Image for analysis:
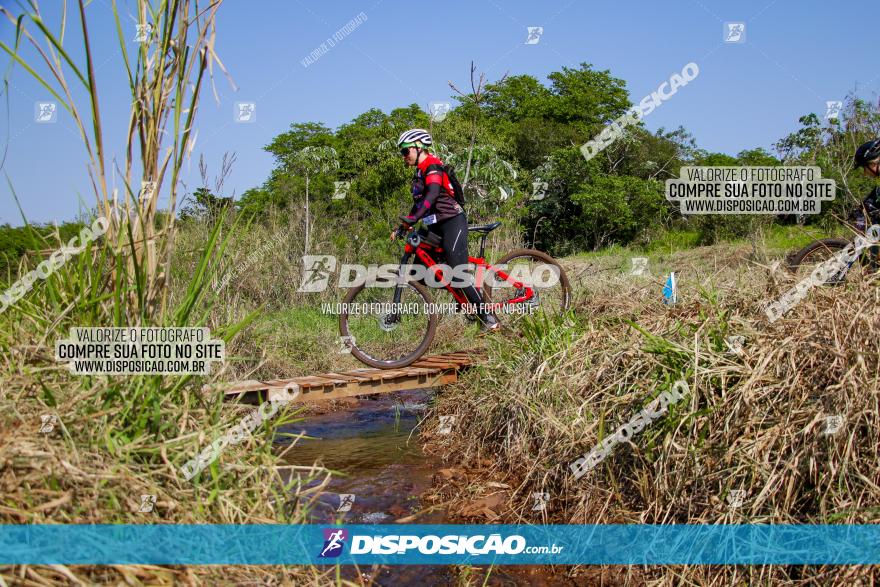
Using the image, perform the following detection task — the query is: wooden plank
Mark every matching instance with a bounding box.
[447,358,476,366]
[204,378,301,395]
[288,372,459,403]
[412,359,452,368]
[376,370,414,381]
[301,375,351,386]
[344,371,394,382]
[216,364,466,396]
[266,386,304,403]
[399,366,441,376]
[418,361,455,370]
[248,378,296,390]
[323,371,371,382]
[209,350,478,404]
[295,375,342,386]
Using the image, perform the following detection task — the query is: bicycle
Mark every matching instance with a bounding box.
[338,221,571,369]
[786,217,880,283]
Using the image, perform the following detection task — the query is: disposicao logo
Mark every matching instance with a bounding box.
[319,528,348,558]
[349,533,527,555]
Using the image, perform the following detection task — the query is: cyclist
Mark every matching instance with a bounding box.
[851,139,880,229]
[390,128,500,333]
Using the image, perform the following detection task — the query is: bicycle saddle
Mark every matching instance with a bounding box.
[468,221,502,234]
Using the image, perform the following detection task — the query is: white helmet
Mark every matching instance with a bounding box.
[396,128,433,148]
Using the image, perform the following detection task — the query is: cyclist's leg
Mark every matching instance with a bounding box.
[426,225,465,315]
[435,214,495,325]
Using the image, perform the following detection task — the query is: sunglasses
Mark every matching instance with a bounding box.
[400,147,412,156]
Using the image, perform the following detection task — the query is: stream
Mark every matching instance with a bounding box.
[275,389,567,586]
[277,388,441,525]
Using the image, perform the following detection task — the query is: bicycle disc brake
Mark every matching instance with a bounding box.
[516,286,540,308]
[378,312,400,332]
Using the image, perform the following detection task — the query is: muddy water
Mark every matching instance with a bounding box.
[276,388,442,525]
[274,389,566,586]
[275,389,455,585]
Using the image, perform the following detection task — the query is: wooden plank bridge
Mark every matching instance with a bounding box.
[203,351,480,404]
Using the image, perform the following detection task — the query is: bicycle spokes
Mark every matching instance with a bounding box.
[484,251,570,328]
[340,281,436,367]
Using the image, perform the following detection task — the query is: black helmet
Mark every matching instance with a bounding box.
[854,139,880,169]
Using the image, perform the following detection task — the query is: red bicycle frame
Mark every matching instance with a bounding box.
[401,232,535,311]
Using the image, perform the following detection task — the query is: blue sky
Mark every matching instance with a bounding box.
[0,0,877,225]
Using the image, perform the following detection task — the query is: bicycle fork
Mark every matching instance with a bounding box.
[386,249,419,326]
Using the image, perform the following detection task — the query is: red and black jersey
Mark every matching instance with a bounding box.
[402,154,463,226]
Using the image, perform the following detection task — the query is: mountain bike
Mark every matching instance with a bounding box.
[338,221,571,369]
[786,220,880,283]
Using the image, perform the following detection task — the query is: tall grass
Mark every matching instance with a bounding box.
[1,0,232,316]
[428,242,880,585]
[0,2,337,584]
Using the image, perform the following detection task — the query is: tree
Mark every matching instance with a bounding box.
[546,63,631,128]
[736,147,779,166]
[481,65,633,170]
[601,126,699,180]
[287,146,339,254]
[179,187,233,222]
[524,147,602,253]
[437,143,518,220]
[265,122,335,162]
[482,75,552,121]
[774,97,880,221]
[571,175,666,250]
[449,62,507,187]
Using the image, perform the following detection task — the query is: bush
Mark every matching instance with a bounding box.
[571,175,668,250]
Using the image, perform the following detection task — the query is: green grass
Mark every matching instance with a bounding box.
[755,223,837,251]
[562,224,840,266]
[561,229,704,263]
[245,306,342,376]
[641,229,702,254]
[256,306,339,336]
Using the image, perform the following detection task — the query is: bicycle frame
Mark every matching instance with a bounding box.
[846,244,880,273]
[390,229,535,312]
[812,238,880,280]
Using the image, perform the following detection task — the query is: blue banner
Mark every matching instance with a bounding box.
[1,524,878,565]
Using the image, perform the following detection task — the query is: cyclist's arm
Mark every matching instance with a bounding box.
[864,187,880,217]
[401,176,442,224]
[404,201,419,222]
[852,188,880,229]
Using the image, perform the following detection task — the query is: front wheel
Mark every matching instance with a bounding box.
[483,249,571,329]
[786,238,854,283]
[339,280,438,369]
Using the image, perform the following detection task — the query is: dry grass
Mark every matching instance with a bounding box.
[0,322,351,585]
[0,215,351,585]
[426,242,880,585]
[13,204,863,584]
[0,211,512,584]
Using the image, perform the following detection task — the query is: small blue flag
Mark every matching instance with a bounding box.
[663,271,677,305]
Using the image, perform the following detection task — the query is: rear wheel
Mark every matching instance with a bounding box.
[483,249,571,330]
[339,280,438,369]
